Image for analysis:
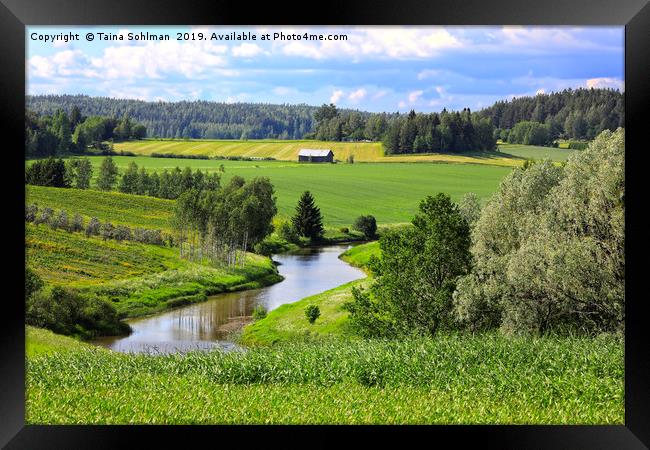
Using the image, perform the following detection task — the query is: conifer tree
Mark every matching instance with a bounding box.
[292,191,324,240]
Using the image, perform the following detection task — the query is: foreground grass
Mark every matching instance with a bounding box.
[26,334,624,424]
[55,157,511,226]
[26,223,281,318]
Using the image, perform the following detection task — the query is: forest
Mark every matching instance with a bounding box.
[26,88,623,153]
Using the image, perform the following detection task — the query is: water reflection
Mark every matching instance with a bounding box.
[92,245,365,353]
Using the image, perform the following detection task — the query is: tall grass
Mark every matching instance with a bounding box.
[27,334,623,424]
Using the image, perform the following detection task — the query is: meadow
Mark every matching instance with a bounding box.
[26,222,281,317]
[26,332,624,424]
[26,185,175,231]
[51,156,512,226]
[113,138,576,166]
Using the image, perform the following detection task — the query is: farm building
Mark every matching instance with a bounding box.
[298,149,334,163]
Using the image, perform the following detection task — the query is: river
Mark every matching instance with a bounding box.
[91,244,365,354]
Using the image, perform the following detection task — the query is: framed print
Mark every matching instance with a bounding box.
[1,0,648,447]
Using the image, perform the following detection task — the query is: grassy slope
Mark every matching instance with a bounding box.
[62,157,511,226]
[26,326,97,357]
[26,185,175,231]
[26,222,280,318]
[241,241,380,346]
[26,334,623,424]
[115,139,575,165]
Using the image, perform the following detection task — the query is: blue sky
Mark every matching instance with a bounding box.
[26,26,624,113]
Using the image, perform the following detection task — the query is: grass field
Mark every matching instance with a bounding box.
[26,333,623,424]
[27,185,175,231]
[340,241,381,271]
[26,326,97,358]
[497,143,577,161]
[51,156,512,226]
[113,138,576,166]
[26,222,281,317]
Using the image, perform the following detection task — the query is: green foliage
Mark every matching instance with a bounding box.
[97,156,119,191]
[345,194,471,337]
[25,267,44,301]
[25,157,70,188]
[25,285,130,339]
[458,192,481,228]
[454,129,625,335]
[292,191,324,241]
[252,304,268,321]
[305,305,321,324]
[352,215,377,239]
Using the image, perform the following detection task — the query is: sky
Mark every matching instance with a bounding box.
[26,26,624,113]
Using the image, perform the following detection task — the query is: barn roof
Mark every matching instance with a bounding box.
[298,149,333,157]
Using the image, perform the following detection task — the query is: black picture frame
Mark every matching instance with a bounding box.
[2,0,648,447]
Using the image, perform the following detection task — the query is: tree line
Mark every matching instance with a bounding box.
[480,87,623,142]
[27,88,622,151]
[345,128,624,337]
[25,156,225,201]
[26,106,146,158]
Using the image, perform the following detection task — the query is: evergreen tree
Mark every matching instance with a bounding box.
[292,191,324,240]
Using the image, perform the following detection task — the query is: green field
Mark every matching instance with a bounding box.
[49,156,512,226]
[27,185,175,231]
[497,143,577,161]
[26,333,623,424]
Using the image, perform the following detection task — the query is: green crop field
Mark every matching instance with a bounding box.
[27,185,175,231]
[47,156,513,226]
[113,138,574,166]
[497,143,577,161]
[26,333,623,424]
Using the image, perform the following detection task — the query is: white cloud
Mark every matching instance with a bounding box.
[586,77,623,90]
[398,100,407,109]
[408,90,424,103]
[276,27,461,61]
[330,89,344,103]
[348,88,367,102]
[232,43,264,58]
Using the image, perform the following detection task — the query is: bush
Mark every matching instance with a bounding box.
[277,219,300,244]
[305,305,321,324]
[339,227,349,234]
[26,284,130,339]
[252,304,267,321]
[25,204,38,222]
[352,215,377,239]
[86,217,101,237]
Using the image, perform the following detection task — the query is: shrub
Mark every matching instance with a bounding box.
[113,225,132,242]
[252,304,267,321]
[277,220,300,244]
[352,215,377,239]
[25,204,39,222]
[100,222,114,241]
[305,305,321,324]
[71,213,84,232]
[86,217,101,237]
[35,207,53,226]
[339,227,349,234]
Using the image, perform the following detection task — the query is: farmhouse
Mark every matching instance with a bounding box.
[298,149,334,163]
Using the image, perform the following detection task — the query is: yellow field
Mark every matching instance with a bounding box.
[115,139,530,167]
[115,139,384,162]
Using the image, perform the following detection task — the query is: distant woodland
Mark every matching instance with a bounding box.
[26,88,623,157]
